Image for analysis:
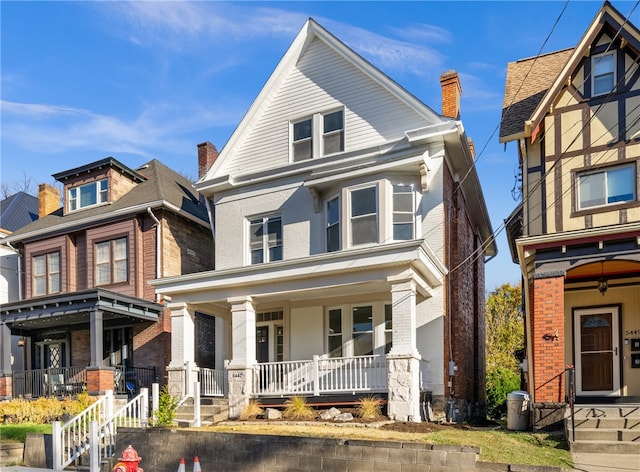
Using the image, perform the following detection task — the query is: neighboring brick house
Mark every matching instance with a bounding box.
[152,19,496,422]
[0,158,213,398]
[501,1,640,424]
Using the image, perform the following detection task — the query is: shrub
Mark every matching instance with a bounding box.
[239,400,264,421]
[283,396,315,420]
[0,394,96,424]
[486,367,521,419]
[355,395,383,419]
[152,385,179,427]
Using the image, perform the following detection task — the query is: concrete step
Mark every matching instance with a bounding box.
[570,427,640,442]
[570,440,640,455]
[571,406,640,419]
[572,417,640,430]
[175,399,229,426]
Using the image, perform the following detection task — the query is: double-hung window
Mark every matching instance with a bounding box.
[249,215,283,264]
[95,237,128,285]
[326,197,340,252]
[577,163,635,210]
[592,52,615,96]
[352,305,373,356]
[69,179,108,211]
[292,119,313,162]
[32,252,60,296]
[350,186,378,245]
[393,184,414,240]
[323,110,344,155]
[327,308,343,358]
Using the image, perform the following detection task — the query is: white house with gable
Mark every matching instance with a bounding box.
[152,18,496,422]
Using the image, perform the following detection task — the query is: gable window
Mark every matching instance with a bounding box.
[326,196,340,252]
[323,110,344,155]
[577,163,635,210]
[350,186,378,245]
[393,184,415,240]
[292,118,312,162]
[249,215,282,264]
[592,52,615,96]
[33,251,60,296]
[95,237,128,285]
[69,179,108,211]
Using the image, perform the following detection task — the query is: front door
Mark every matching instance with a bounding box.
[574,306,620,396]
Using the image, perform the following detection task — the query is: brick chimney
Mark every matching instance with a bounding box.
[38,183,60,217]
[440,70,462,119]
[198,142,219,179]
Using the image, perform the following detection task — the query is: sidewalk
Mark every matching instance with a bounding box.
[571,453,640,472]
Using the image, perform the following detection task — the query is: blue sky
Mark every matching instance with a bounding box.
[2,1,639,292]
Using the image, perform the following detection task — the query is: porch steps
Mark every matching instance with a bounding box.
[566,405,640,454]
[175,397,229,427]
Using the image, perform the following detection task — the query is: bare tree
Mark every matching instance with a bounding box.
[1,172,35,199]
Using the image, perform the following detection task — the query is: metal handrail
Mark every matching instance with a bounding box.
[565,365,576,442]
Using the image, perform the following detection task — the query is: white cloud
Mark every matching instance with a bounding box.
[388,23,452,44]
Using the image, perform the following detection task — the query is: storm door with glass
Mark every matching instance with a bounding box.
[574,306,620,396]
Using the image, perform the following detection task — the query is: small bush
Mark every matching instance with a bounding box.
[0,393,96,424]
[486,367,521,419]
[355,395,383,419]
[239,400,264,421]
[152,385,179,427]
[283,396,315,420]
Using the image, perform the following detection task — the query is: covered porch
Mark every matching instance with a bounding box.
[0,289,163,399]
[153,240,445,421]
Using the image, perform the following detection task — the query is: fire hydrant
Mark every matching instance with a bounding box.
[113,445,144,472]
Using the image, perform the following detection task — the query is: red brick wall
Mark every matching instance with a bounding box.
[443,166,487,410]
[530,274,565,402]
[86,367,114,394]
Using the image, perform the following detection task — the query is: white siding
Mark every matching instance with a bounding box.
[416,287,445,396]
[289,306,324,360]
[218,38,433,176]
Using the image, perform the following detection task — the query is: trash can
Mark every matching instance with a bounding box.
[506,390,530,431]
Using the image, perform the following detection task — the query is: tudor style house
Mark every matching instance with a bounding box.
[152,19,496,422]
[0,158,213,399]
[501,1,640,424]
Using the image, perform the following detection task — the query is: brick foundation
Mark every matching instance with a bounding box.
[0,374,12,399]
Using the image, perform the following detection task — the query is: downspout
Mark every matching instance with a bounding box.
[5,241,22,302]
[147,208,162,301]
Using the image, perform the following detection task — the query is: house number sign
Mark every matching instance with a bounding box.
[232,372,244,379]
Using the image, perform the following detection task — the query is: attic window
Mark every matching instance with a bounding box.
[292,118,313,161]
[291,109,345,162]
[323,110,344,155]
[592,52,615,97]
[69,179,108,211]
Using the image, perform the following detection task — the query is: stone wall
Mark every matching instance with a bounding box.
[115,428,563,472]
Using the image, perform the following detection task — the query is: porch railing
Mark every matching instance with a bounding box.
[199,367,225,397]
[113,366,156,396]
[253,355,387,397]
[12,367,86,398]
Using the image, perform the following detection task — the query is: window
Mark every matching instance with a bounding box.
[95,237,128,285]
[592,52,615,96]
[323,110,344,155]
[291,110,345,161]
[350,186,378,245]
[577,164,635,209]
[249,215,282,264]
[327,308,343,358]
[69,179,108,211]
[326,197,340,252]
[292,118,312,162]
[352,305,373,356]
[32,252,60,296]
[384,304,392,354]
[393,184,414,240]
[103,326,133,366]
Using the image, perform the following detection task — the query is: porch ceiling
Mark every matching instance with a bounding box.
[1,288,163,333]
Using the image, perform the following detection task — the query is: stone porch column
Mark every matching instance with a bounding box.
[86,309,114,395]
[167,302,198,398]
[530,272,566,403]
[227,296,256,419]
[0,322,13,399]
[387,276,421,422]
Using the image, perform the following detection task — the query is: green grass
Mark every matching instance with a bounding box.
[0,424,52,443]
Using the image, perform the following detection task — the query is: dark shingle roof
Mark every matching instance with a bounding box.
[499,48,574,142]
[7,159,208,241]
[0,192,39,232]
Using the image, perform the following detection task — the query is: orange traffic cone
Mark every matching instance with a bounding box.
[177,458,186,472]
[193,456,202,472]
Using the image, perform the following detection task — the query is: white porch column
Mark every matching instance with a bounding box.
[227,296,256,419]
[167,302,198,398]
[387,275,421,422]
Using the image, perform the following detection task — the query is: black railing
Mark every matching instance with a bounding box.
[565,364,576,442]
[12,367,86,398]
[114,366,156,396]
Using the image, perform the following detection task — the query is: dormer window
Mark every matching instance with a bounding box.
[592,52,615,96]
[291,109,345,162]
[69,179,108,211]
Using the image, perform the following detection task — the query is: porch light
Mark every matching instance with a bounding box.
[597,261,608,295]
[17,338,26,347]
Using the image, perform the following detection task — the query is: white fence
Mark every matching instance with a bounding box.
[253,355,387,396]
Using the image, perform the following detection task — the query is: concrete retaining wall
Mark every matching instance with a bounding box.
[115,427,564,472]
